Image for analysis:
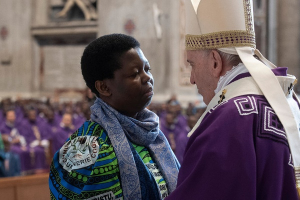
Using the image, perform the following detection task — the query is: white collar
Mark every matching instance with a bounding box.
[5,121,15,128]
[214,63,249,94]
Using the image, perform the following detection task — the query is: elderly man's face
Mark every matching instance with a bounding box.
[105,47,154,118]
[187,50,217,104]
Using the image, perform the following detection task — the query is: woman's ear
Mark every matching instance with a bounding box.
[210,50,223,78]
[95,80,111,97]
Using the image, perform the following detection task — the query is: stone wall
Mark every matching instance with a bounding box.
[42,45,86,91]
[0,0,299,103]
[98,0,199,105]
[0,0,33,96]
[31,0,97,97]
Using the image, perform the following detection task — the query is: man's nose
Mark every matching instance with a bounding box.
[190,73,195,85]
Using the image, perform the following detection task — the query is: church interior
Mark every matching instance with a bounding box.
[0,0,299,199]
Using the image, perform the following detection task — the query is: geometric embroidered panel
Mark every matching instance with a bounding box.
[257,99,289,146]
[263,106,286,138]
[209,100,228,114]
[234,96,258,116]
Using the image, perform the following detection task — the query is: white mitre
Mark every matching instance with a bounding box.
[185,0,300,193]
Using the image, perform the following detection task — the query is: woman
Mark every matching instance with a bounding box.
[49,34,180,200]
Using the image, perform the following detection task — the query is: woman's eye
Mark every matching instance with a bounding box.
[145,67,151,72]
[132,72,138,77]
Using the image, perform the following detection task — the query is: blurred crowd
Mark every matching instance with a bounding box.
[0,91,205,178]
[149,95,206,164]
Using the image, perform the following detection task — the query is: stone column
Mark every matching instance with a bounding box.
[0,0,33,97]
[268,0,278,64]
[32,0,49,26]
[277,0,300,92]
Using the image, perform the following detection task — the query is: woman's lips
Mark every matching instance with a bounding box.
[144,87,154,97]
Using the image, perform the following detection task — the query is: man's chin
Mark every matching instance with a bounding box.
[203,95,213,105]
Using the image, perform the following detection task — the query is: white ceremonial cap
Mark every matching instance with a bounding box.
[185,0,255,50]
[185,0,300,191]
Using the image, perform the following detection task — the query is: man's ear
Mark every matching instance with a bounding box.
[210,50,223,78]
[95,80,111,97]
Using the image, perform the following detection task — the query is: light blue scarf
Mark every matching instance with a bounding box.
[90,97,179,200]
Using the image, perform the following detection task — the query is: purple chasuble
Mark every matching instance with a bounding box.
[51,125,74,154]
[19,120,51,171]
[15,107,25,125]
[0,110,4,127]
[166,68,298,200]
[54,112,63,126]
[72,114,86,130]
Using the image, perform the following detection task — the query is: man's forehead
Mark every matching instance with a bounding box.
[187,50,201,61]
[187,50,208,58]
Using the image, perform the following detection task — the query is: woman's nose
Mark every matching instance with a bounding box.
[142,71,153,84]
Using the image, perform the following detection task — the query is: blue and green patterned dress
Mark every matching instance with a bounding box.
[49,121,168,200]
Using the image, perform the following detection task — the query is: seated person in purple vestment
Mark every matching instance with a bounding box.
[49,34,180,200]
[19,109,51,173]
[45,108,59,132]
[0,110,3,128]
[51,113,75,154]
[186,115,198,132]
[168,103,188,129]
[0,109,31,174]
[185,102,197,117]
[166,1,300,200]
[72,105,87,130]
[0,110,27,150]
[160,112,188,164]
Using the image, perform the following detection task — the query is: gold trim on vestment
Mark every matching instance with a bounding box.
[185,31,256,50]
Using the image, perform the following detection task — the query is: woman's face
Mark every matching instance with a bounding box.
[105,47,154,118]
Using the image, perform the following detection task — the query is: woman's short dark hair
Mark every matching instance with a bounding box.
[81,33,140,96]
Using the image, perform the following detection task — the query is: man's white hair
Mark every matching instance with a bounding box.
[217,50,241,66]
[202,49,242,66]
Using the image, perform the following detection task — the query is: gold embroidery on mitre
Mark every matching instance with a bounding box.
[244,0,254,33]
[185,0,256,50]
[186,31,256,50]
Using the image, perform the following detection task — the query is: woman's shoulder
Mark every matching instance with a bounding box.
[57,120,117,172]
[49,120,123,200]
[68,121,111,144]
[66,120,115,157]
